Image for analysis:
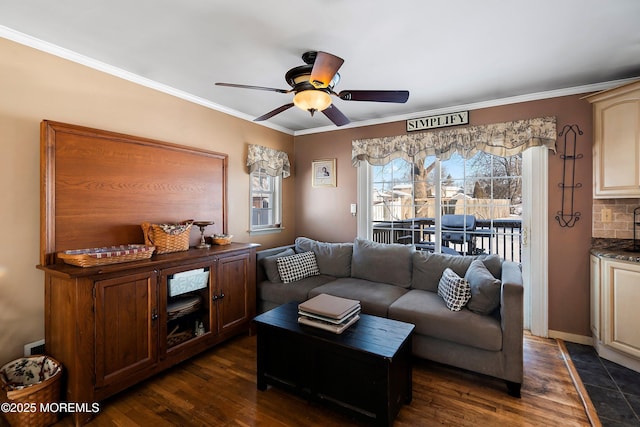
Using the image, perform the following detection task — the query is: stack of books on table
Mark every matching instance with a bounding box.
[298,293,361,334]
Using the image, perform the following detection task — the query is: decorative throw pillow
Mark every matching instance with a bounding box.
[479,254,502,279]
[437,268,471,311]
[412,252,475,292]
[464,259,502,315]
[411,252,502,292]
[276,251,320,284]
[261,248,295,283]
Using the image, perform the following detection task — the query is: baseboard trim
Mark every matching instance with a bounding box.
[593,340,640,374]
[548,330,593,346]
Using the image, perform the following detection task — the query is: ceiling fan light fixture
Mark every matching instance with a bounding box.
[216,51,408,126]
[293,90,332,115]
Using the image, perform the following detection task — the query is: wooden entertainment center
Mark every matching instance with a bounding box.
[37,121,257,425]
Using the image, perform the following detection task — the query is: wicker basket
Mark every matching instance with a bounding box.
[57,244,155,267]
[167,326,194,347]
[0,356,63,427]
[142,220,193,254]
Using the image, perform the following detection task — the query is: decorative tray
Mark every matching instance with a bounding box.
[167,295,202,320]
[57,244,155,267]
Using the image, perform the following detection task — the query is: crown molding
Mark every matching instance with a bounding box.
[3,25,637,138]
[293,77,640,136]
[0,26,295,136]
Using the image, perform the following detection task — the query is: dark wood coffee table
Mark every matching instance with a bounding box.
[254,302,414,427]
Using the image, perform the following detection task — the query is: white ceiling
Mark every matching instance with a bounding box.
[2,0,640,134]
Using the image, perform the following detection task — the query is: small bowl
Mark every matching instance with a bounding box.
[211,234,233,245]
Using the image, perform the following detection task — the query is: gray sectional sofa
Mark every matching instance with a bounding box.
[256,237,524,396]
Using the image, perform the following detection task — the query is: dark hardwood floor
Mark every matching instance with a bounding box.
[4,332,591,426]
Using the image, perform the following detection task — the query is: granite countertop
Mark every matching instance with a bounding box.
[591,238,640,263]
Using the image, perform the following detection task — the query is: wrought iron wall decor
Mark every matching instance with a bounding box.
[555,124,583,227]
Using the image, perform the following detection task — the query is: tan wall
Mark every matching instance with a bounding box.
[295,95,594,337]
[0,38,295,364]
[294,122,406,242]
[0,34,599,365]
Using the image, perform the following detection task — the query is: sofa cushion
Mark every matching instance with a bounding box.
[308,277,409,317]
[258,275,335,305]
[350,238,413,288]
[437,268,471,311]
[261,248,296,283]
[388,289,502,351]
[465,259,502,315]
[295,237,353,277]
[276,251,320,283]
[412,252,502,292]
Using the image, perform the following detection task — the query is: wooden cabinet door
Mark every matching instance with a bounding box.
[590,255,601,340]
[160,262,214,357]
[602,259,640,359]
[94,271,158,389]
[215,252,252,333]
[590,81,640,198]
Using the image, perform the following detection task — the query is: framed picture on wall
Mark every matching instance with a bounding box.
[312,159,336,187]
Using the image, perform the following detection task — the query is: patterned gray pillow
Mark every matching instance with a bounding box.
[262,248,295,283]
[276,251,320,284]
[437,268,471,311]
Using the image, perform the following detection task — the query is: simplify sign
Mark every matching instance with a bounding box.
[406,111,469,132]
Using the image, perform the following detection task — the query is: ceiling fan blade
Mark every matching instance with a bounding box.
[338,90,410,103]
[215,82,290,94]
[254,103,295,122]
[322,104,350,126]
[310,52,344,89]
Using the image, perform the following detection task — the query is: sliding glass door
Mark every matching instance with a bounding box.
[366,152,522,261]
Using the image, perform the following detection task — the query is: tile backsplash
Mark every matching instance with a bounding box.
[592,198,640,239]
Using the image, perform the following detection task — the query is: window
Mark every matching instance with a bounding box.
[369,152,522,261]
[439,152,522,262]
[250,168,282,232]
[246,144,289,233]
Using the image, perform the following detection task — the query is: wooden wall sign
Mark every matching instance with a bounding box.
[406,111,469,132]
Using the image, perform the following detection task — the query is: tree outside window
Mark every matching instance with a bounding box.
[370,152,522,261]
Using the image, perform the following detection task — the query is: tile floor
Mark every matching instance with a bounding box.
[565,342,640,426]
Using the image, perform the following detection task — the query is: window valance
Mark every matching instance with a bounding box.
[247,144,291,178]
[352,116,557,166]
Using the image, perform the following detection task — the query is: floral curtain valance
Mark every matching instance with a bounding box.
[247,144,291,178]
[352,116,557,166]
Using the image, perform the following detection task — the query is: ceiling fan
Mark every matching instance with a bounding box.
[215,51,409,127]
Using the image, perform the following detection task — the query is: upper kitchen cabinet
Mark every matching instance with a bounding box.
[586,80,640,198]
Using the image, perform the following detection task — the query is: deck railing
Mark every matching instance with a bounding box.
[372,218,522,263]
